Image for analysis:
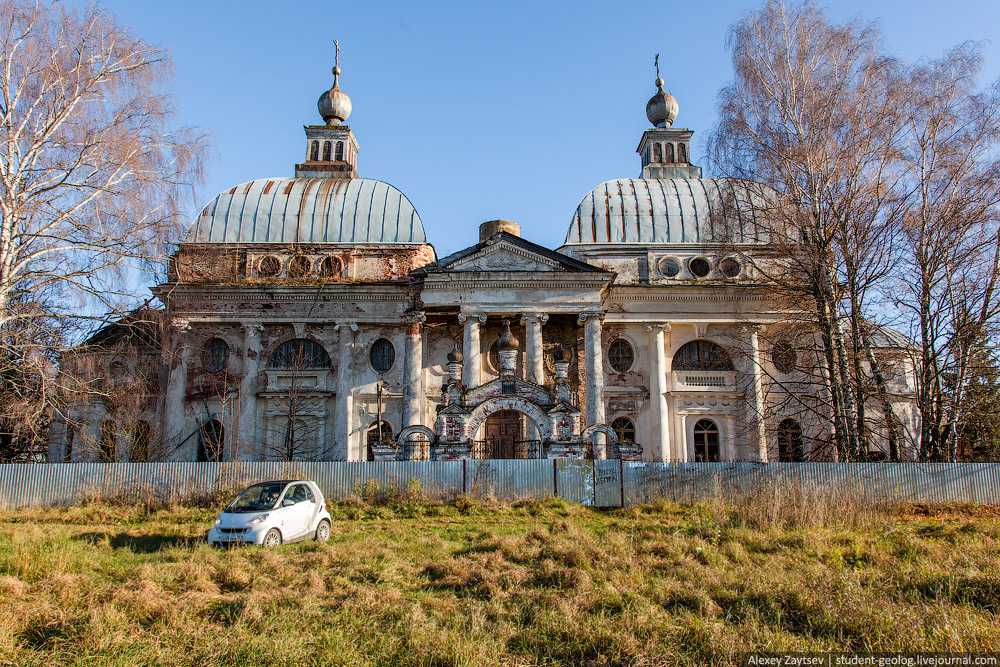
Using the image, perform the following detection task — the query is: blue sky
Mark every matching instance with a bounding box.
[78,0,999,258]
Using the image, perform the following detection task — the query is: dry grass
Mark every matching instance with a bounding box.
[0,495,997,666]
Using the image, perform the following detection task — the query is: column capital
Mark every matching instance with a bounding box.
[405,311,427,325]
[577,310,605,325]
[170,317,191,332]
[739,322,765,337]
[334,321,359,333]
[458,311,487,324]
[241,322,264,336]
[644,322,672,334]
[520,313,549,326]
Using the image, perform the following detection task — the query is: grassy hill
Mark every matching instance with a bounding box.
[0,494,997,666]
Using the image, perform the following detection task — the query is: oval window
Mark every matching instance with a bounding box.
[288,255,312,278]
[608,339,635,373]
[370,337,395,373]
[772,340,797,374]
[689,257,711,278]
[657,257,681,278]
[202,337,230,373]
[258,255,281,277]
[720,257,741,278]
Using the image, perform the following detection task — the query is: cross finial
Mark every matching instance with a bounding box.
[331,39,342,87]
[654,53,660,80]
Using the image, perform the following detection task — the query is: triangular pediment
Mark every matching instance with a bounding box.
[428,232,607,274]
[448,241,560,272]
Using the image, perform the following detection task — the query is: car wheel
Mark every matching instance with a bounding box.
[315,519,331,543]
[262,528,282,547]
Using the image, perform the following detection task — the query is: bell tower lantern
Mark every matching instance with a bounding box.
[295,40,360,179]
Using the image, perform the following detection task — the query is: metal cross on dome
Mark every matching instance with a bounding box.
[654,53,661,80]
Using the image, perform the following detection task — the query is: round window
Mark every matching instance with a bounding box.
[608,339,635,373]
[657,257,681,278]
[318,256,343,278]
[202,337,230,373]
[288,255,312,278]
[689,257,711,278]
[258,255,281,277]
[370,337,395,374]
[772,339,797,374]
[720,257,741,278]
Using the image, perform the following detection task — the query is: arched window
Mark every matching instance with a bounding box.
[693,419,720,462]
[335,141,344,161]
[608,339,635,373]
[672,340,734,371]
[611,417,635,444]
[370,338,395,373]
[678,143,688,163]
[777,419,805,462]
[100,420,116,462]
[130,420,151,462]
[665,143,675,163]
[310,140,319,161]
[652,143,662,163]
[322,141,331,161]
[197,419,224,462]
[268,339,332,369]
[366,421,393,460]
[202,337,230,373]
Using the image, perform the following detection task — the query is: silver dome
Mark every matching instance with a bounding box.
[646,78,678,128]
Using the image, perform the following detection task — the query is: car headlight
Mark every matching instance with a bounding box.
[247,513,270,526]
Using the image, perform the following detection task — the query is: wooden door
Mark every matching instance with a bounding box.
[484,410,523,459]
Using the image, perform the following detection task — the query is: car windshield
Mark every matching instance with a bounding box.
[225,482,286,513]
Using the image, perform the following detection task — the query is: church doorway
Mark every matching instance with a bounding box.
[476,410,530,459]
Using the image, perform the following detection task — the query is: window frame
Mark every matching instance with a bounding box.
[607,338,635,374]
[369,337,396,374]
[693,418,720,462]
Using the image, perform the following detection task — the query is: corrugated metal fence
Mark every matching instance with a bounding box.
[0,461,999,509]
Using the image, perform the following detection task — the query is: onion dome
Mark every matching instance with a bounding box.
[646,54,678,128]
[318,40,352,125]
[496,320,520,351]
[447,343,464,364]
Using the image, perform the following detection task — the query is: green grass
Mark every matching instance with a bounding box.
[0,497,998,666]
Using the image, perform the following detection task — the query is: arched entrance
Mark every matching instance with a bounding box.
[465,398,552,459]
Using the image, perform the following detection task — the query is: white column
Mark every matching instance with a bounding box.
[521,313,548,443]
[460,313,485,387]
[334,322,357,460]
[748,325,768,462]
[162,318,192,460]
[647,323,671,461]
[402,315,425,427]
[579,311,607,459]
[237,323,262,461]
[680,413,689,462]
[521,313,548,385]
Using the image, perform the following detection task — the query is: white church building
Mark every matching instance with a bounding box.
[49,54,919,464]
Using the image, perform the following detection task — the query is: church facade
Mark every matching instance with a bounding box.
[49,57,920,464]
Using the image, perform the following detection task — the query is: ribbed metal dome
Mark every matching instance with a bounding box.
[565,178,769,245]
[185,178,426,244]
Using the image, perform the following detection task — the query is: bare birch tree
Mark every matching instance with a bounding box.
[892,45,1000,461]
[708,0,902,460]
[0,0,203,455]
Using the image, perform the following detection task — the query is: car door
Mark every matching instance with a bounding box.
[281,484,313,540]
